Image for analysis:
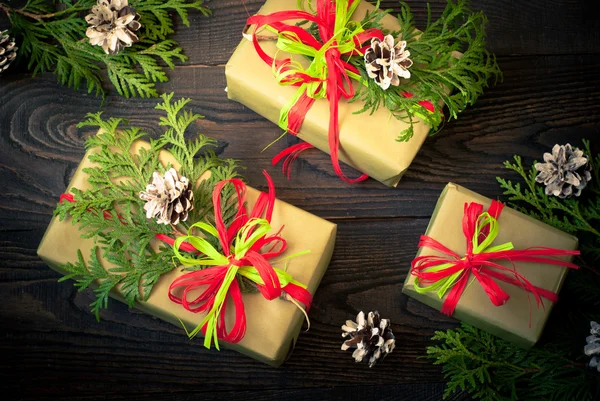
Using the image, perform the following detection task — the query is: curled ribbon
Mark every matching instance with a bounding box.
[245,0,384,183]
[168,171,312,350]
[411,200,580,316]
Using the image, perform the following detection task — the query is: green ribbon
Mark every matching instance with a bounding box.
[269,0,366,132]
[413,212,515,299]
[172,219,309,350]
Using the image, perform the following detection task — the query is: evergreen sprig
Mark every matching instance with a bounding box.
[427,324,599,401]
[1,0,209,98]
[496,139,600,262]
[352,0,501,141]
[55,93,241,319]
[427,140,600,400]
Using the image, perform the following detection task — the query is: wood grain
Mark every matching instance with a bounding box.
[0,0,599,400]
[1,55,598,222]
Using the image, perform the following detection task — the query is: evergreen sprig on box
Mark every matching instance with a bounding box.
[56,93,242,319]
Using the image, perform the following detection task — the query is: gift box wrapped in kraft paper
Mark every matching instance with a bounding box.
[226,0,435,187]
[37,140,337,367]
[402,183,579,348]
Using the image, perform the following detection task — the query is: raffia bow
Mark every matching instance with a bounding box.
[245,0,385,183]
[411,200,580,316]
[168,171,312,350]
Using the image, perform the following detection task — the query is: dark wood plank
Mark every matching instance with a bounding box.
[0,218,461,399]
[14,386,473,401]
[12,386,472,401]
[170,0,600,67]
[0,54,598,224]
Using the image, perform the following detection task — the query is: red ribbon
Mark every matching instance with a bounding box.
[168,171,312,344]
[411,200,580,316]
[246,0,384,183]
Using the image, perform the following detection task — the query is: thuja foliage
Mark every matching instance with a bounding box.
[428,324,600,401]
[1,0,209,98]
[352,0,502,141]
[427,140,600,401]
[497,139,600,262]
[55,93,241,319]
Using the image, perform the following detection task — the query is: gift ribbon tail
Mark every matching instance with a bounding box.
[272,142,314,180]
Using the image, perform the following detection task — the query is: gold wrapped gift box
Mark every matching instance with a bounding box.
[37,140,337,367]
[226,0,435,187]
[402,183,579,348]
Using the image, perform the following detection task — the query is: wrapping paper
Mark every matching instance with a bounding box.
[402,183,579,348]
[37,140,337,367]
[226,0,434,187]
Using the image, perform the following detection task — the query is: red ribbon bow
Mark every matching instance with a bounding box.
[246,0,384,183]
[411,200,579,316]
[168,172,312,348]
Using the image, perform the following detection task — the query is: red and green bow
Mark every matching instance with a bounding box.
[246,0,384,183]
[168,171,312,350]
[411,200,579,316]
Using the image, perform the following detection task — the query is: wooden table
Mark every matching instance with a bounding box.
[1,0,598,400]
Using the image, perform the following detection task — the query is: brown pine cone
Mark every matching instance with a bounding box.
[534,144,592,198]
[0,30,18,74]
[341,311,396,367]
[140,168,194,225]
[85,0,142,55]
[585,321,600,372]
[364,34,413,90]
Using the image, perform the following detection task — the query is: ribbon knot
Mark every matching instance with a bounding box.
[168,171,312,350]
[227,254,245,267]
[411,200,579,317]
[463,253,476,268]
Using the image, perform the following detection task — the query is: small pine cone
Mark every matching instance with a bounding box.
[0,30,18,75]
[535,144,592,198]
[140,168,194,225]
[364,34,413,90]
[341,311,395,367]
[585,321,600,372]
[85,0,141,55]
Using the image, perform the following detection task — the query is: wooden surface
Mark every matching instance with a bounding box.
[0,0,599,400]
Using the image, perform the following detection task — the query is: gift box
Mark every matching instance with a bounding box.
[37,139,337,367]
[226,0,434,187]
[402,183,579,348]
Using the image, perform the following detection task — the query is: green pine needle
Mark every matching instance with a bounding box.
[55,93,242,318]
[427,324,600,401]
[352,0,501,141]
[496,139,600,261]
[2,0,210,98]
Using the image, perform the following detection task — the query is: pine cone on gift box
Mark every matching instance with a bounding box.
[0,30,18,75]
[364,34,413,90]
[341,311,396,367]
[140,168,194,225]
[85,0,141,55]
[585,321,600,372]
[535,144,592,198]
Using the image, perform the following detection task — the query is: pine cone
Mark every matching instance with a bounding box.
[341,311,395,367]
[585,321,600,372]
[0,30,18,75]
[85,0,141,55]
[140,168,194,225]
[534,144,592,198]
[364,34,413,90]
